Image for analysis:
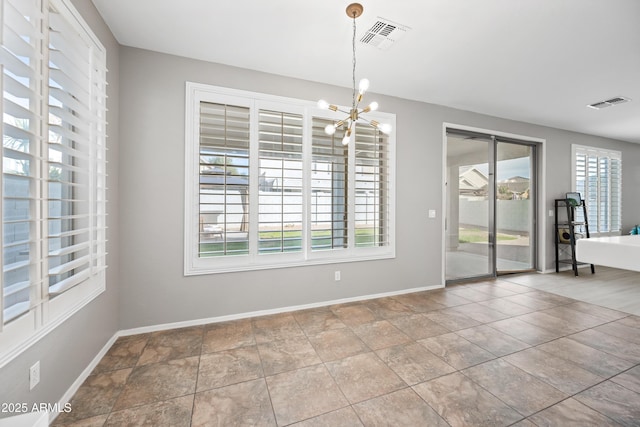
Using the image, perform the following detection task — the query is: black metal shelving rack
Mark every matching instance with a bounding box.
[554,198,595,276]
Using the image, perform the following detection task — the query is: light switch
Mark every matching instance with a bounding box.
[428,209,436,218]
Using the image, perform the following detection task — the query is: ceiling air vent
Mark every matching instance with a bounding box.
[587,96,631,110]
[360,17,410,51]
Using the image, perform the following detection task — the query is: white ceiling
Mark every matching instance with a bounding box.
[92,0,640,143]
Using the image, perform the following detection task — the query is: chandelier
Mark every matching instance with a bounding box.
[318,3,392,145]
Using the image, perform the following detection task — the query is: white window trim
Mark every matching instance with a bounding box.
[571,144,622,236]
[0,0,107,368]
[184,82,396,275]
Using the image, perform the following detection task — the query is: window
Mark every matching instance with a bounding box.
[1,0,107,366]
[572,144,621,235]
[185,83,395,275]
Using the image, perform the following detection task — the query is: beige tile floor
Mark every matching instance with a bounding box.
[54,270,640,426]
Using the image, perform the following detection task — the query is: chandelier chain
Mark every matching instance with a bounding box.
[351,12,357,111]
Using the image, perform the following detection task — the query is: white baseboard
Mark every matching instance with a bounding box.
[120,284,443,337]
[51,332,120,425]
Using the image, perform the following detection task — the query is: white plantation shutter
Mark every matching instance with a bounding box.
[354,125,389,247]
[572,145,621,234]
[1,0,45,324]
[311,117,348,250]
[258,110,303,253]
[198,101,250,257]
[1,0,107,364]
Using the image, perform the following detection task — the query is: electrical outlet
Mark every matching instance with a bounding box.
[30,361,40,390]
[335,271,341,281]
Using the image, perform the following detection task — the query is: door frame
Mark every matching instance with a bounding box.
[441,123,546,286]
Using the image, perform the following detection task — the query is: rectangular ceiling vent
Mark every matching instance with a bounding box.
[360,17,410,51]
[587,96,631,110]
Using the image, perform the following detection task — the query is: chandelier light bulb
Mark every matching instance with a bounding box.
[342,134,351,146]
[317,99,330,110]
[324,124,337,135]
[362,101,378,113]
[379,123,392,134]
[358,78,370,94]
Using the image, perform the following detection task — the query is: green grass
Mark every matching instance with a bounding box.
[199,228,381,256]
[458,228,518,244]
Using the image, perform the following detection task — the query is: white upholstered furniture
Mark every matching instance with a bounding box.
[576,235,640,272]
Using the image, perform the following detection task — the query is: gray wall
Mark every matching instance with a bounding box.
[118,46,640,329]
[0,0,120,412]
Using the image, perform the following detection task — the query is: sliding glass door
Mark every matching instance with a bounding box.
[445,130,537,282]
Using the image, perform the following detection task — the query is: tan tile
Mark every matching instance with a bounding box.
[104,395,193,427]
[419,333,494,370]
[137,326,203,366]
[353,388,449,426]
[488,317,563,345]
[325,352,405,404]
[362,297,414,319]
[413,372,522,427]
[330,304,378,327]
[93,335,148,374]
[504,348,604,395]
[54,368,131,424]
[446,287,495,302]
[537,337,635,377]
[290,407,362,427]
[258,336,321,376]
[389,313,450,340]
[456,325,530,357]
[462,359,567,416]
[252,313,305,343]
[425,310,481,331]
[266,364,348,426]
[595,321,640,345]
[465,283,518,298]
[392,292,447,312]
[510,419,539,427]
[52,414,109,427]
[293,308,345,335]
[308,328,369,362]
[376,342,455,385]
[448,303,510,323]
[576,381,640,426]
[515,311,592,335]
[197,346,263,392]
[425,290,473,307]
[493,280,533,294]
[113,357,198,411]
[477,298,536,316]
[540,305,609,329]
[202,319,254,353]
[529,398,621,427]
[501,294,559,310]
[563,301,628,322]
[617,315,640,328]
[570,328,640,363]
[352,320,411,350]
[193,378,276,426]
[611,365,640,394]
